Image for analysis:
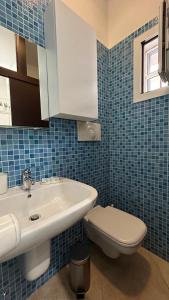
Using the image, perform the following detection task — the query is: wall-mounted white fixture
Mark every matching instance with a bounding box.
[0,214,20,258]
[77,121,101,141]
[0,178,97,281]
[42,0,98,121]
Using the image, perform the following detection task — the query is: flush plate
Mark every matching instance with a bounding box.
[77,121,101,141]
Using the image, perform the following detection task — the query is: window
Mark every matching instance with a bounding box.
[142,36,167,93]
[133,25,169,102]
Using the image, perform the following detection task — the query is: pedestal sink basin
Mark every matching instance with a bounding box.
[0,178,97,280]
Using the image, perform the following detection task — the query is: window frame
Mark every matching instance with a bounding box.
[133,25,169,103]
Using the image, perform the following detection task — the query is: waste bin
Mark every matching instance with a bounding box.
[70,242,90,299]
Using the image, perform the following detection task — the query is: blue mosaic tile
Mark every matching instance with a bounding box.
[0,0,48,47]
[109,18,169,262]
[0,0,168,298]
[0,0,109,299]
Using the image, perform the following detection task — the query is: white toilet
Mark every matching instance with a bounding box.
[84,205,147,259]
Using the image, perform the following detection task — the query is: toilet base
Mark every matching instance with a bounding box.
[101,245,120,259]
[84,220,120,259]
[84,219,141,259]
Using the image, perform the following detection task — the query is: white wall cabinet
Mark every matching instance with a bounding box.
[43,0,98,121]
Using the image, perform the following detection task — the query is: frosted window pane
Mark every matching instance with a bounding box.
[147,48,158,74]
[0,26,17,71]
[147,76,160,92]
[161,80,168,87]
[0,76,12,126]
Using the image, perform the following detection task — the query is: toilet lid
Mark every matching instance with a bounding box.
[86,206,147,247]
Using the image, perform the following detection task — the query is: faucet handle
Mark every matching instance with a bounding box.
[22,168,32,179]
[23,168,31,174]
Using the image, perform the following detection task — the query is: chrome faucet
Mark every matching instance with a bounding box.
[22,168,35,192]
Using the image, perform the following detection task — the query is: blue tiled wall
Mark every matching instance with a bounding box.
[109,19,169,261]
[0,0,169,298]
[0,0,109,299]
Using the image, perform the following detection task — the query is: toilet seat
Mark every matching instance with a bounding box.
[85,206,147,248]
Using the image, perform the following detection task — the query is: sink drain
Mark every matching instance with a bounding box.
[29,214,40,221]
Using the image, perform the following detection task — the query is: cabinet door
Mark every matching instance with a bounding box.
[45,0,98,121]
[9,78,48,127]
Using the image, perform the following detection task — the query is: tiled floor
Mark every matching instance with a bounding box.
[29,244,169,300]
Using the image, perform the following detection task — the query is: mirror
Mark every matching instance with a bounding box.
[0,76,12,126]
[0,26,17,71]
[25,40,39,79]
[0,25,49,128]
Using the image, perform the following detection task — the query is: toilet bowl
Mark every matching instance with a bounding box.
[84,206,147,259]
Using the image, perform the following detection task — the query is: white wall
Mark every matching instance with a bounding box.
[63,0,108,47]
[62,0,162,49]
[108,0,161,48]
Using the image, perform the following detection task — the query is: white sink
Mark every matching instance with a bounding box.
[0,178,97,280]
